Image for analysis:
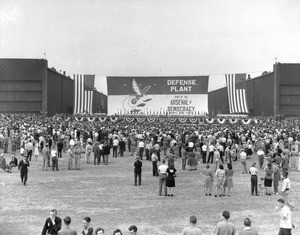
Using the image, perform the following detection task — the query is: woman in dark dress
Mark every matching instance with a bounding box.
[166,163,177,196]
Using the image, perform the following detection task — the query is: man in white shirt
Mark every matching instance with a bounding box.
[112,137,119,158]
[158,159,168,196]
[138,140,145,160]
[257,148,265,169]
[240,149,247,174]
[207,144,215,164]
[51,146,59,171]
[275,198,293,235]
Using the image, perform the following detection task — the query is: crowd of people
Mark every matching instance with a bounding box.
[0,113,299,234]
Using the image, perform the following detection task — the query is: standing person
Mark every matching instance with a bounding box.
[281,172,293,209]
[273,162,280,194]
[213,211,236,235]
[264,163,274,195]
[207,143,215,164]
[138,139,145,160]
[214,164,226,197]
[275,198,293,235]
[42,143,50,171]
[82,217,93,235]
[26,139,33,161]
[249,162,259,196]
[18,155,30,186]
[182,215,202,235]
[201,142,208,164]
[51,146,59,171]
[33,143,39,161]
[119,138,126,157]
[187,148,195,171]
[93,141,101,165]
[151,151,159,177]
[85,142,93,164]
[74,143,81,170]
[112,137,119,158]
[240,149,248,174]
[203,164,214,196]
[67,146,74,170]
[238,218,258,235]
[257,148,265,169]
[181,146,187,170]
[103,140,110,165]
[223,163,234,196]
[134,156,142,186]
[153,141,161,161]
[57,140,63,158]
[166,163,177,196]
[58,216,77,235]
[128,225,138,235]
[158,159,168,196]
[41,209,62,235]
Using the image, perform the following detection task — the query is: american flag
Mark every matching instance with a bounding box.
[225,73,249,114]
[73,74,94,114]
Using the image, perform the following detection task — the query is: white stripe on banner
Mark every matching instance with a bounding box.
[236,89,242,113]
[80,75,84,113]
[90,91,93,114]
[226,74,249,114]
[73,75,78,114]
[242,89,249,113]
[84,90,88,113]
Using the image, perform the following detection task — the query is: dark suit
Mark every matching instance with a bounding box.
[82,227,93,235]
[41,217,62,235]
[134,159,142,186]
[18,159,29,185]
[57,141,63,158]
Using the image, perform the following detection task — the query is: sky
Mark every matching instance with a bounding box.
[1,0,300,94]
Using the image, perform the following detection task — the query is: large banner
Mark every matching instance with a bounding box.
[107,76,209,115]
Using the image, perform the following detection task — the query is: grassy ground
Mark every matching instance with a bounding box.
[0,150,299,235]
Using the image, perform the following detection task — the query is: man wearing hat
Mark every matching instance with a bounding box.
[18,155,30,185]
[134,156,142,186]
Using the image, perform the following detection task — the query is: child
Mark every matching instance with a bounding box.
[258,176,265,195]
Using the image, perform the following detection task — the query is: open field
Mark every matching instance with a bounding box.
[0,150,299,235]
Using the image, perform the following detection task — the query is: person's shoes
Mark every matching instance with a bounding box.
[209,193,212,196]
[171,194,173,196]
[167,194,170,196]
[219,195,222,197]
[205,194,208,196]
[214,195,217,197]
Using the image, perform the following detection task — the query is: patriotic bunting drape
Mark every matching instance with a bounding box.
[73,74,94,114]
[225,73,249,114]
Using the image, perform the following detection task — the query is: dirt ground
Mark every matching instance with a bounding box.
[0,150,299,235]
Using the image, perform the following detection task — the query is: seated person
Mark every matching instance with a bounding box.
[7,154,18,173]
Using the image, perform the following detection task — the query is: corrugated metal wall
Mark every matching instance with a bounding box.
[47,69,74,116]
[0,59,46,113]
